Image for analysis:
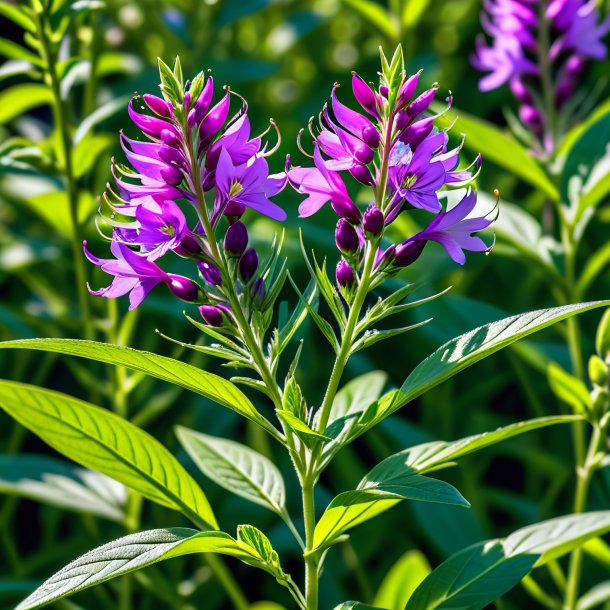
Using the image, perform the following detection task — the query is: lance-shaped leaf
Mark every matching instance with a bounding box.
[327,371,388,425]
[359,301,609,433]
[312,467,467,552]
[373,550,431,609]
[176,427,286,515]
[0,455,127,522]
[0,381,217,529]
[0,339,280,438]
[406,511,610,610]
[15,528,263,610]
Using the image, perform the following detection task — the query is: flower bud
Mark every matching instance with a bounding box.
[395,239,426,267]
[128,100,173,139]
[239,247,258,282]
[396,72,420,109]
[406,87,436,119]
[509,78,532,104]
[174,233,202,257]
[224,221,248,257]
[251,277,266,307]
[565,54,585,77]
[395,110,409,131]
[349,164,374,186]
[166,275,201,302]
[160,166,183,185]
[363,205,384,238]
[336,259,355,289]
[400,117,434,149]
[555,78,574,107]
[223,200,247,219]
[335,218,360,255]
[195,77,215,120]
[143,94,172,118]
[200,93,230,146]
[375,245,396,271]
[158,145,183,165]
[352,72,379,117]
[589,354,608,387]
[519,104,540,126]
[183,91,191,110]
[197,261,222,286]
[379,85,389,99]
[199,304,223,327]
[331,197,362,224]
[160,128,180,148]
[362,125,380,149]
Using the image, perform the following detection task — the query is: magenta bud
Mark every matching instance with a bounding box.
[199,304,223,327]
[349,164,374,186]
[336,259,355,289]
[352,72,379,117]
[143,94,172,118]
[566,54,585,77]
[195,77,215,119]
[331,197,362,223]
[128,100,173,138]
[354,145,375,165]
[362,125,380,149]
[239,247,258,282]
[395,110,409,131]
[197,261,222,286]
[200,93,230,145]
[374,244,396,270]
[395,239,426,267]
[223,200,247,219]
[175,233,202,257]
[251,277,266,307]
[183,91,191,110]
[397,72,420,109]
[160,128,180,147]
[158,145,183,165]
[363,205,384,238]
[379,85,389,99]
[160,166,183,185]
[555,79,574,107]
[406,88,436,119]
[335,218,360,254]
[519,103,540,126]
[400,117,434,149]
[167,275,201,302]
[224,221,248,257]
[509,78,532,104]
[187,107,198,129]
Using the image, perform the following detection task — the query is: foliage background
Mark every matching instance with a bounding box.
[1,0,610,608]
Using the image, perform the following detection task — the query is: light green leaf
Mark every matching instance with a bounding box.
[547,363,591,414]
[15,528,258,610]
[0,2,35,31]
[0,339,280,438]
[334,603,385,610]
[435,107,559,200]
[237,524,286,578]
[0,39,42,67]
[403,415,583,474]
[362,301,609,431]
[276,409,330,447]
[313,467,467,552]
[73,96,129,145]
[402,0,431,28]
[374,550,431,609]
[0,454,126,522]
[328,371,388,425]
[72,133,113,178]
[577,581,610,610]
[97,52,142,77]
[0,380,217,529]
[176,427,286,515]
[343,0,398,40]
[0,84,53,124]
[407,512,610,609]
[0,59,40,82]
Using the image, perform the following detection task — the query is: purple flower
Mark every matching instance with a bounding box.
[287,145,361,222]
[335,218,361,255]
[224,220,249,257]
[84,238,200,309]
[336,258,356,289]
[239,247,259,282]
[214,148,286,222]
[395,190,493,266]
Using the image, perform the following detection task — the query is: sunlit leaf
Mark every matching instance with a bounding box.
[0,84,53,124]
[374,550,431,609]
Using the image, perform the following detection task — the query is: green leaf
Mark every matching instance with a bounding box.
[403,415,583,474]
[405,539,537,610]
[343,0,398,40]
[596,309,610,361]
[0,39,42,67]
[73,96,129,145]
[15,528,259,610]
[577,581,610,610]
[334,603,385,610]
[407,512,610,609]
[373,550,431,609]
[72,133,113,178]
[547,362,591,414]
[0,84,53,124]
[313,466,467,551]
[276,410,330,448]
[401,0,431,28]
[0,339,280,438]
[0,380,217,529]
[435,107,559,200]
[176,427,286,515]
[363,301,609,430]
[237,524,286,579]
[328,371,388,425]
[0,454,126,521]
[0,2,35,31]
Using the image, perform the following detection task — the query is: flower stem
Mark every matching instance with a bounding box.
[302,474,318,610]
[32,2,94,339]
[564,424,604,610]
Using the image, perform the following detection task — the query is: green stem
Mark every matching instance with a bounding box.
[302,475,318,610]
[32,2,94,340]
[565,425,604,610]
[537,0,557,155]
[522,575,561,610]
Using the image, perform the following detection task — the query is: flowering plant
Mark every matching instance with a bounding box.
[2,36,610,610]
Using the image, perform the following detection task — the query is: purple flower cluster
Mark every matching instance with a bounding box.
[287,64,492,296]
[472,0,609,134]
[85,62,286,324]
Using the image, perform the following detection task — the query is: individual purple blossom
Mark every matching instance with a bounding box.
[335,218,361,255]
[84,238,201,309]
[395,190,493,267]
[336,259,356,289]
[224,221,249,257]
[198,261,222,286]
[199,304,224,327]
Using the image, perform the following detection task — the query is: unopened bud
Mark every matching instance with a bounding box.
[167,275,201,302]
[335,218,360,255]
[197,261,222,286]
[224,221,248,257]
[363,205,384,238]
[239,248,258,282]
